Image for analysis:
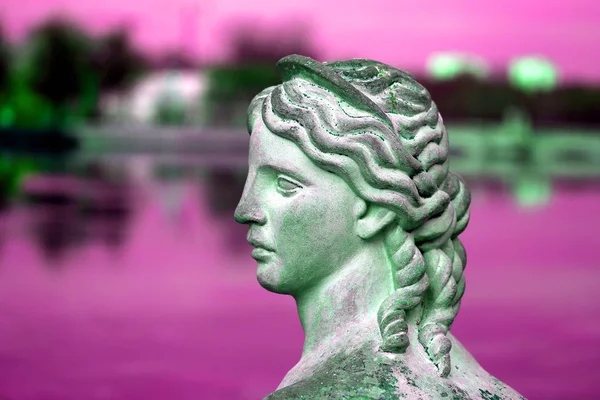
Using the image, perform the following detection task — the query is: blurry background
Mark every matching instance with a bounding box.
[0,0,598,399]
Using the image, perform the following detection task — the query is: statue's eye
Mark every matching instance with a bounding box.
[276,176,301,194]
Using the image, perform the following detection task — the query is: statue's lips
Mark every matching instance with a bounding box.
[251,247,274,260]
[247,236,275,259]
[247,236,275,252]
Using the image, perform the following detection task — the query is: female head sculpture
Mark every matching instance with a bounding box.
[235,55,524,399]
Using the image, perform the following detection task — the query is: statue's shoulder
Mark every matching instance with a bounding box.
[264,341,527,400]
[436,334,527,400]
[265,372,526,400]
[263,373,398,400]
[264,345,401,399]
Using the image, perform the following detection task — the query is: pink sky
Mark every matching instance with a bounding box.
[1,0,599,83]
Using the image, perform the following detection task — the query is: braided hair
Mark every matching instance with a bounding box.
[247,55,471,377]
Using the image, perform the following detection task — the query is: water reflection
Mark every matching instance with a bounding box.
[10,153,599,268]
[0,152,598,400]
[21,163,134,265]
[10,156,254,267]
[204,167,249,256]
[204,167,246,218]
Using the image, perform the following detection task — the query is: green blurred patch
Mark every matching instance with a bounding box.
[0,156,40,200]
[509,56,558,93]
[204,64,280,127]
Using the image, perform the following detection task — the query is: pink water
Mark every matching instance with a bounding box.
[0,183,598,399]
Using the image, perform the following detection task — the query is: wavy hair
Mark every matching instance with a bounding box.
[247,55,471,377]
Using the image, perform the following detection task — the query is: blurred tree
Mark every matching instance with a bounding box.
[5,62,54,129]
[205,22,319,127]
[423,76,520,123]
[89,27,149,121]
[0,24,9,96]
[426,52,490,81]
[0,21,55,129]
[0,24,47,207]
[508,56,559,126]
[22,17,96,127]
[153,50,197,70]
[228,21,318,65]
[92,27,148,93]
[509,56,558,94]
[154,92,187,125]
[0,23,16,129]
[557,87,600,127]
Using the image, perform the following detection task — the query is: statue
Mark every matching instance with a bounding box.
[234,55,526,400]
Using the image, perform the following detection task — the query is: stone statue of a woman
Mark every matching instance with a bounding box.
[234,55,526,400]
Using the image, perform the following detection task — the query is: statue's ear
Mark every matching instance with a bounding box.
[355,201,396,240]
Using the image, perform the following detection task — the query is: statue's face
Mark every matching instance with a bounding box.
[234,120,364,296]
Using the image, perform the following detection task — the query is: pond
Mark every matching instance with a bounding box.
[0,166,598,400]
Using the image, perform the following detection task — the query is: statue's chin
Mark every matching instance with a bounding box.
[257,277,287,294]
[257,270,291,295]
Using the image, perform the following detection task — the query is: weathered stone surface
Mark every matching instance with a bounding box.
[234,55,526,399]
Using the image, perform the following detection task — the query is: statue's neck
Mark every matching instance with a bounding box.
[293,245,394,363]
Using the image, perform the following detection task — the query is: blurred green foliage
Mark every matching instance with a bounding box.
[93,27,148,95]
[0,156,39,199]
[509,56,558,93]
[154,93,188,126]
[0,28,9,93]
[207,65,280,98]
[0,18,148,204]
[203,23,319,127]
[0,16,597,129]
[0,18,148,130]
[25,19,95,124]
[426,53,489,81]
[204,65,281,126]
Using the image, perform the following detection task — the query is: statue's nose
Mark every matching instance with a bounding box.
[234,184,266,225]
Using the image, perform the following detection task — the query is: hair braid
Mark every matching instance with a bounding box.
[414,172,471,377]
[378,225,428,353]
